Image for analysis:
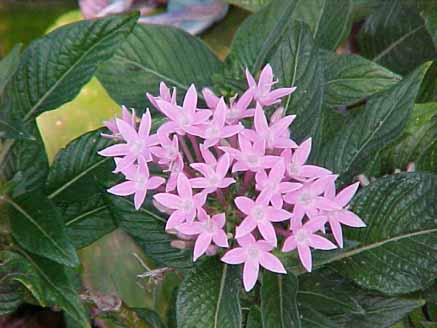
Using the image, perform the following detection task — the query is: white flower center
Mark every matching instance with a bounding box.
[181,199,193,213]
[203,219,215,234]
[134,175,146,190]
[295,229,309,244]
[246,154,260,166]
[208,174,220,187]
[130,140,145,155]
[247,247,259,260]
[298,191,313,206]
[288,162,300,175]
[205,125,219,139]
[179,114,192,127]
[251,205,265,222]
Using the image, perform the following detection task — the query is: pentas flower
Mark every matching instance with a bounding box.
[102,105,137,139]
[157,84,211,135]
[235,192,292,246]
[108,157,164,210]
[99,109,158,172]
[220,134,278,173]
[177,208,228,261]
[245,64,296,106]
[282,217,337,272]
[100,64,365,292]
[188,98,243,147]
[255,161,302,209]
[154,174,207,230]
[323,182,366,247]
[281,138,331,181]
[222,234,286,291]
[243,104,296,150]
[190,153,235,194]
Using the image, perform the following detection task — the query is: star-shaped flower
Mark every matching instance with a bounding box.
[245,64,296,107]
[102,105,137,139]
[150,127,181,166]
[98,109,158,172]
[234,192,291,246]
[177,208,229,261]
[154,174,207,230]
[108,157,164,210]
[147,81,177,112]
[282,217,336,272]
[221,234,286,291]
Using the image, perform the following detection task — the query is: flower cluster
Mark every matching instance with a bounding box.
[99,64,365,291]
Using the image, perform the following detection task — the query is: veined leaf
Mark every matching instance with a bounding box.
[0,250,26,315]
[313,62,429,181]
[323,51,401,107]
[417,140,437,174]
[1,13,138,124]
[176,258,241,328]
[108,195,192,270]
[246,306,262,328]
[0,251,89,328]
[97,24,223,110]
[260,272,300,328]
[0,44,21,95]
[224,0,271,12]
[358,0,435,75]
[298,270,424,328]
[7,191,79,267]
[417,0,437,48]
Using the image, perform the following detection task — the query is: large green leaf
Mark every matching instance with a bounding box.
[176,258,241,328]
[260,272,300,328]
[246,306,262,328]
[418,0,437,48]
[108,195,192,270]
[224,0,271,12]
[0,250,26,315]
[7,191,79,267]
[417,140,437,174]
[1,13,138,125]
[358,0,435,75]
[298,270,424,328]
[0,44,21,95]
[313,62,429,181]
[323,51,401,107]
[97,24,223,110]
[0,251,89,328]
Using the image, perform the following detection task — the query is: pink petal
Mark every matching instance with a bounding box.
[300,165,332,179]
[273,138,298,149]
[165,211,187,230]
[269,160,285,182]
[98,144,129,157]
[297,244,313,272]
[305,216,327,233]
[310,175,338,195]
[177,222,202,235]
[235,217,257,239]
[245,68,257,89]
[212,213,226,227]
[329,219,344,248]
[237,233,256,247]
[271,194,283,209]
[261,155,279,169]
[138,110,152,138]
[294,138,312,165]
[337,210,366,227]
[243,260,259,292]
[282,236,297,252]
[193,110,212,124]
[202,87,219,109]
[156,100,180,122]
[232,161,249,173]
[268,87,296,99]
[221,248,247,264]
[134,188,147,210]
[212,229,229,248]
[213,98,227,127]
[257,221,277,246]
[266,208,292,222]
[108,181,135,196]
[259,64,274,89]
[314,197,342,210]
[221,125,243,138]
[154,193,182,210]
[193,233,212,261]
[183,84,198,115]
[219,178,235,188]
[236,88,253,109]
[193,192,207,208]
[147,176,165,190]
[308,235,337,250]
[177,174,193,199]
[254,104,269,134]
[116,118,138,143]
[336,182,360,207]
[216,153,231,177]
[271,115,295,134]
[235,197,254,215]
[197,207,209,222]
[190,177,209,189]
[239,134,252,153]
[279,182,302,193]
[259,252,286,274]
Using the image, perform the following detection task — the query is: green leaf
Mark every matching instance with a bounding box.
[313,62,429,181]
[418,61,437,103]
[298,270,424,328]
[417,0,437,47]
[329,173,437,295]
[0,251,89,328]
[7,191,79,267]
[0,43,21,95]
[260,272,300,328]
[1,13,138,126]
[46,129,118,248]
[323,51,401,107]
[97,24,223,110]
[358,0,435,75]
[246,306,262,328]
[224,0,271,11]
[293,0,353,50]
[176,258,241,328]
[107,195,192,270]
[417,140,437,174]
[0,250,26,315]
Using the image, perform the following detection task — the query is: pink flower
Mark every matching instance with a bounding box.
[98,109,158,172]
[102,105,137,139]
[323,182,366,247]
[245,64,296,107]
[281,139,331,181]
[234,192,291,246]
[255,161,302,209]
[154,174,207,230]
[157,84,211,135]
[282,217,336,272]
[146,81,177,112]
[188,98,243,148]
[243,104,297,149]
[220,134,278,173]
[165,155,184,192]
[202,88,255,124]
[190,153,235,194]
[108,157,164,210]
[221,234,286,291]
[177,208,229,261]
[284,175,341,223]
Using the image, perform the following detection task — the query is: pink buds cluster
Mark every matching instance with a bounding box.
[99,65,365,291]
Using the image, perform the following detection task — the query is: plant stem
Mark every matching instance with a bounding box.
[239,171,254,195]
[188,134,202,162]
[178,136,194,163]
[216,189,225,206]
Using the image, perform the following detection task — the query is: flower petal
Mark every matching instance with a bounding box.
[108,181,135,196]
[235,197,254,215]
[297,244,312,272]
[221,248,246,264]
[243,260,259,292]
[193,233,212,261]
[308,235,337,250]
[154,193,182,210]
[259,252,286,274]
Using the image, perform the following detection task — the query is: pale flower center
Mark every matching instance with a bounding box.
[246,154,260,166]
[208,174,220,187]
[295,229,309,244]
[134,175,146,190]
[227,107,239,119]
[247,247,259,260]
[203,219,215,234]
[130,140,145,155]
[251,205,265,222]
[298,191,313,206]
[205,125,220,138]
[181,199,193,213]
[165,146,178,160]
[179,114,192,127]
[288,162,300,175]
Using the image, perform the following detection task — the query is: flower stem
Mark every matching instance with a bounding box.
[188,134,202,162]
[275,227,290,238]
[216,189,225,206]
[179,136,194,163]
[239,171,254,195]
